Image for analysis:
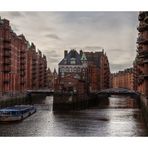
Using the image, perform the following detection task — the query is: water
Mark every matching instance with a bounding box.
[0,95,147,136]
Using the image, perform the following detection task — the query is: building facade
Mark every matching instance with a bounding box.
[58,50,87,80]
[134,12,148,97]
[57,49,88,93]
[0,17,48,96]
[56,49,110,93]
[111,68,134,90]
[85,50,110,91]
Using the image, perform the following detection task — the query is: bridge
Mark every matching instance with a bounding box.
[97,88,140,98]
[26,89,54,96]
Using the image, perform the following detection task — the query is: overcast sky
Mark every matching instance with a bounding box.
[0,11,139,73]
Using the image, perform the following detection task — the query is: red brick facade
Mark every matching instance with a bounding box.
[85,51,110,92]
[111,68,134,90]
[134,12,148,97]
[0,17,48,96]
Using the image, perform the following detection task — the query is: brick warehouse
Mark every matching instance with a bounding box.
[55,49,110,94]
[111,68,134,90]
[0,17,48,96]
[134,12,148,97]
[85,50,110,91]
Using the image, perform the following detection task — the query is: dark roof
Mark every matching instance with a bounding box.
[59,49,82,65]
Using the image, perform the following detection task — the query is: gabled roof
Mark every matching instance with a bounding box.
[81,52,87,61]
[59,49,82,65]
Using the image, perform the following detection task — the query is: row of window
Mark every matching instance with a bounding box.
[60,67,86,73]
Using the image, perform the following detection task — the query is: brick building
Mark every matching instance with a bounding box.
[134,11,148,97]
[111,68,134,90]
[0,17,48,96]
[46,68,54,89]
[55,49,110,93]
[26,43,47,90]
[85,50,110,91]
[57,49,88,93]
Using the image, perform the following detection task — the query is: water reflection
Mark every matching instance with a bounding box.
[0,95,147,136]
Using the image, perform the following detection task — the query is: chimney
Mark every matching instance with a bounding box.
[80,50,83,57]
[64,50,68,58]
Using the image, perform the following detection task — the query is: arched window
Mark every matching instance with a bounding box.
[73,67,76,73]
[69,67,72,72]
[66,67,69,72]
[78,67,81,72]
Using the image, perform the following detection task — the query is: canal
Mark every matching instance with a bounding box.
[0,95,147,136]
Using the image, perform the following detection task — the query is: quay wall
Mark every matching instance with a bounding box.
[140,95,148,128]
[0,94,31,108]
[0,93,48,108]
[53,93,109,111]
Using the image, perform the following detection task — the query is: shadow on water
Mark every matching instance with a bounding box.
[52,95,148,136]
[28,94,53,111]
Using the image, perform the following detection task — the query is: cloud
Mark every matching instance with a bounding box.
[110,63,133,73]
[45,34,61,40]
[9,12,24,17]
[83,46,103,51]
[0,12,138,72]
[45,50,61,57]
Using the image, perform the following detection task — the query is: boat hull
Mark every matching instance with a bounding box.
[0,105,36,122]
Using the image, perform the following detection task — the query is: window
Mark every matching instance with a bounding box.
[73,67,76,73]
[66,67,69,72]
[64,59,67,64]
[78,67,81,72]
[70,58,76,64]
[69,67,72,72]
[60,68,63,72]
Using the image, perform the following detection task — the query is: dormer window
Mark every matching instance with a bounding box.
[70,58,76,64]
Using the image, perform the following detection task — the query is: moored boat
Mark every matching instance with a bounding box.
[0,105,36,122]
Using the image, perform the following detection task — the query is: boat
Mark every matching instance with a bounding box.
[0,105,36,122]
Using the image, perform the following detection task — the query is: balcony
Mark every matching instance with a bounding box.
[3,68,11,73]
[32,69,36,72]
[137,44,143,50]
[3,47,11,51]
[143,59,148,64]
[137,37,148,44]
[3,80,10,84]
[20,51,26,54]
[32,83,36,87]
[138,50,148,59]
[39,78,43,82]
[20,62,26,65]
[32,63,36,66]
[3,52,11,58]
[3,38,11,43]
[137,79,144,85]
[3,60,11,65]
[136,58,144,66]
[137,23,148,32]
[20,81,25,85]
[138,12,145,21]
[20,57,25,60]
[32,77,36,80]
[143,74,148,78]
[20,68,25,71]
[20,73,25,77]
